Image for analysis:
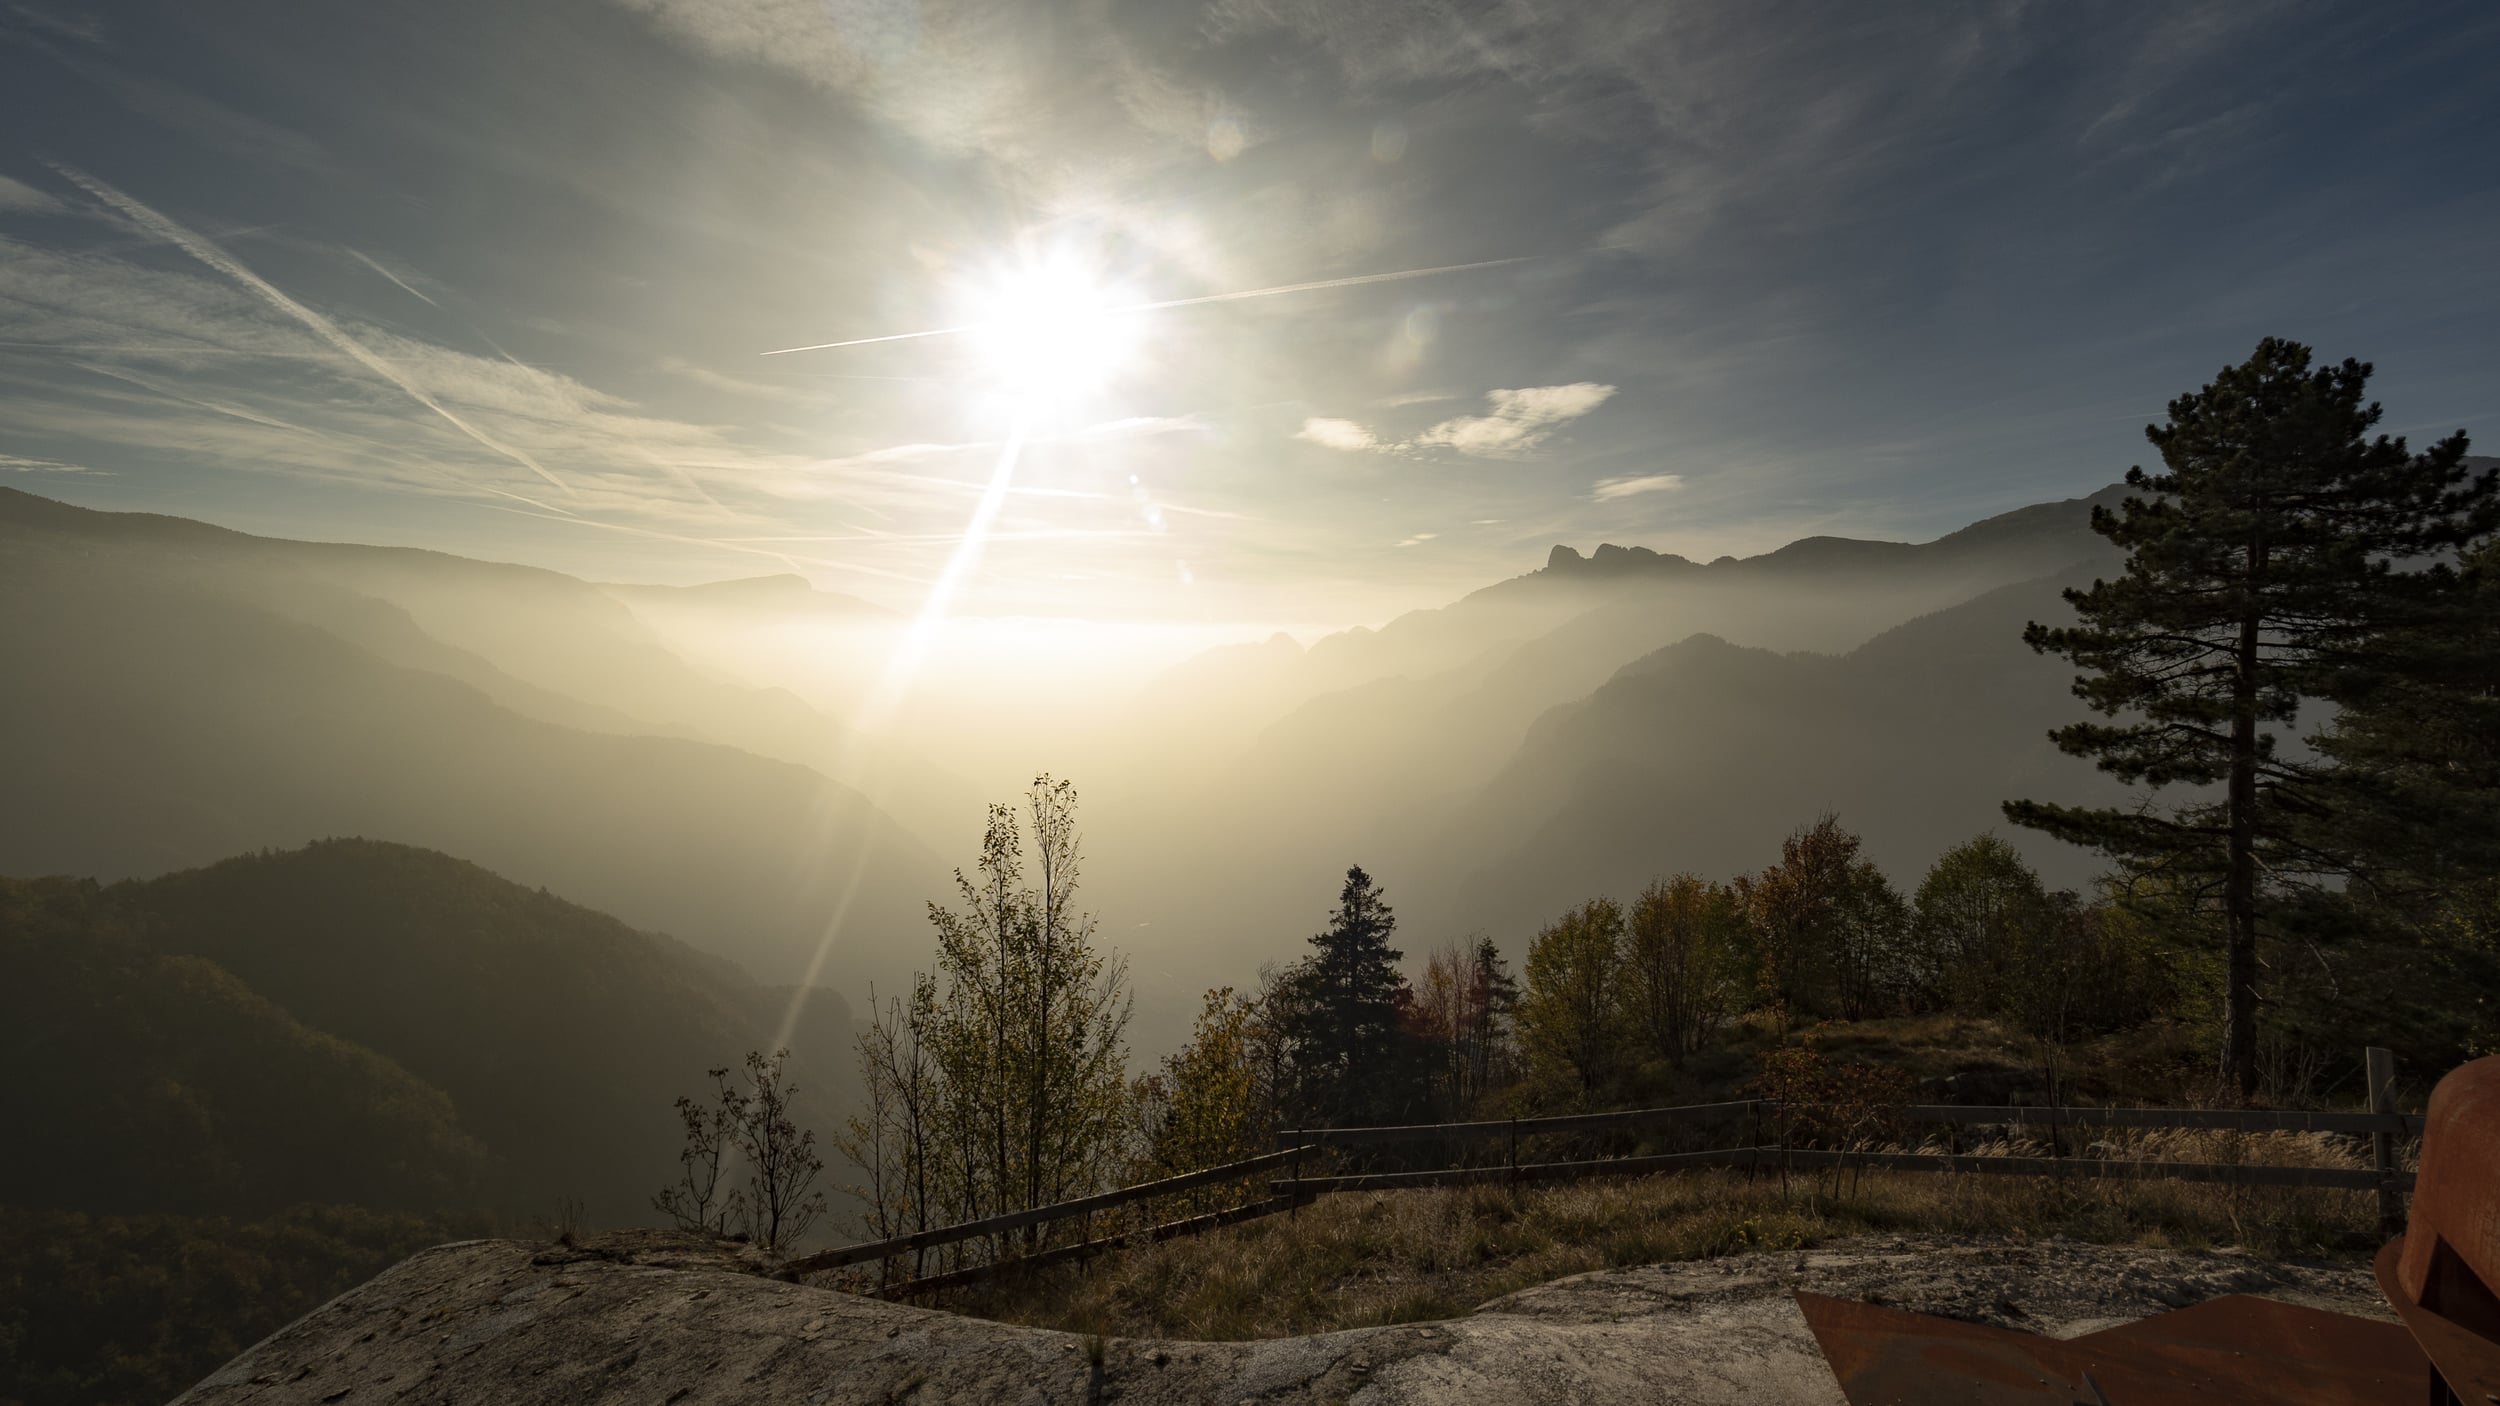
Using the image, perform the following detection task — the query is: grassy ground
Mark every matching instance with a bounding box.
[915,1014,2396,1341]
[939,1128,2385,1342]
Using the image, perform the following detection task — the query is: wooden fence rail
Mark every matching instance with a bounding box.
[1900,1104,2423,1136]
[798,1091,2420,1296]
[1278,1098,2423,1151]
[866,1194,1312,1299]
[1273,1147,2417,1197]
[779,1144,1315,1279]
[1278,1099,1759,1148]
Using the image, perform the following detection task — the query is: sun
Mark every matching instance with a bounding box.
[958,256,1137,404]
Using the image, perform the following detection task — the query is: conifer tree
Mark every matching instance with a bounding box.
[2006,338,2488,1095]
[2287,534,2500,1063]
[2308,534,2500,930]
[1278,865,1417,1126]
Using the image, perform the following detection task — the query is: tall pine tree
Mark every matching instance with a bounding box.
[1279,865,1419,1126]
[2307,532,2500,923]
[2287,531,2500,1062]
[2007,338,2487,1095]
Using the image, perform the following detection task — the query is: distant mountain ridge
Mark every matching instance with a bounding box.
[0,486,945,1000]
[0,476,2220,1054]
[0,838,856,1225]
[1086,482,2146,1028]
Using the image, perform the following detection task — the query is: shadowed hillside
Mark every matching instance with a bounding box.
[0,839,856,1225]
[1424,569,2136,940]
[0,489,944,998]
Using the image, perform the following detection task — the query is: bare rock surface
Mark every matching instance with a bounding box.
[173,1230,2390,1405]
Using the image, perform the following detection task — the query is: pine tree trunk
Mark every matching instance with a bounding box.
[2224,597,2263,1099]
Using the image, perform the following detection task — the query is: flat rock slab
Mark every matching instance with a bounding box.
[175,1231,2389,1406]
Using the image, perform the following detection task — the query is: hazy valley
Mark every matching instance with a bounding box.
[4,478,2155,1058]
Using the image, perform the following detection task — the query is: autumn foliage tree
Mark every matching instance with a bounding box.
[1909,835,2054,1014]
[1519,898,1626,1095]
[1734,816,1903,1024]
[1412,936,1520,1114]
[1622,875,1748,1064]
[840,776,1133,1253]
[1140,986,1266,1180]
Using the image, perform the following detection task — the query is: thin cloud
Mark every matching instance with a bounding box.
[1414,383,1616,458]
[0,175,65,215]
[1305,384,1618,460]
[1591,472,1684,500]
[345,248,441,309]
[0,452,93,473]
[1075,415,1203,442]
[53,165,576,505]
[1297,417,1377,451]
[658,355,829,405]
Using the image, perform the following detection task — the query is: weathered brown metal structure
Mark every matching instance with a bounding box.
[1801,1054,2500,1405]
[2377,1052,2500,1405]
[1797,1291,2424,1404]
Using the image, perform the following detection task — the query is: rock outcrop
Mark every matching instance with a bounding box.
[175,1231,2390,1405]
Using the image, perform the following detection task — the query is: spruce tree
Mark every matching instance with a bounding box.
[2006,338,2487,1095]
[1279,865,1416,1126]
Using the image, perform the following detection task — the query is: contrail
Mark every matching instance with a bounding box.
[346,247,441,309]
[54,164,576,501]
[758,255,1535,357]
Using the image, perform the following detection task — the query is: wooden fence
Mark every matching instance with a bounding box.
[778,1145,1316,1286]
[790,1077,2420,1299]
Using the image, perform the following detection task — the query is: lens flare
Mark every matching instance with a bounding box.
[958,257,1137,402]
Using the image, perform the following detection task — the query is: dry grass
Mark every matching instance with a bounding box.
[941,1133,2384,1341]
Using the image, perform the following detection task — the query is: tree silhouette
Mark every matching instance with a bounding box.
[2007,338,2489,1095]
[1520,897,1626,1094]
[1278,866,1418,1126]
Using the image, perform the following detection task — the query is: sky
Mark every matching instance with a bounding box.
[3,0,2497,629]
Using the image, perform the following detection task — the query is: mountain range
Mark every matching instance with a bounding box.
[3,475,2248,1053]
[0,486,946,1002]
[1078,483,2142,1024]
[1,838,854,1225]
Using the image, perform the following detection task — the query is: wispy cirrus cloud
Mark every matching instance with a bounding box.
[1413,383,1616,458]
[1300,383,1617,460]
[0,177,1244,600]
[1591,472,1683,500]
[0,174,64,214]
[52,165,578,505]
[0,452,95,473]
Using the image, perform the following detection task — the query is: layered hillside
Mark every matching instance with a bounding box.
[0,839,856,1224]
[1428,570,2135,939]
[0,487,944,996]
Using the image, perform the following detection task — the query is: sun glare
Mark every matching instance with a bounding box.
[960,257,1136,403]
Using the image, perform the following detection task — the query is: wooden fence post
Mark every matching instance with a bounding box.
[2366,1046,2401,1234]
[1289,1134,1302,1219]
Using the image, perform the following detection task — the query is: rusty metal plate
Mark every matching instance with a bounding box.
[1796,1291,2428,1405]
[2380,1053,2500,1404]
[2378,1239,2500,1406]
